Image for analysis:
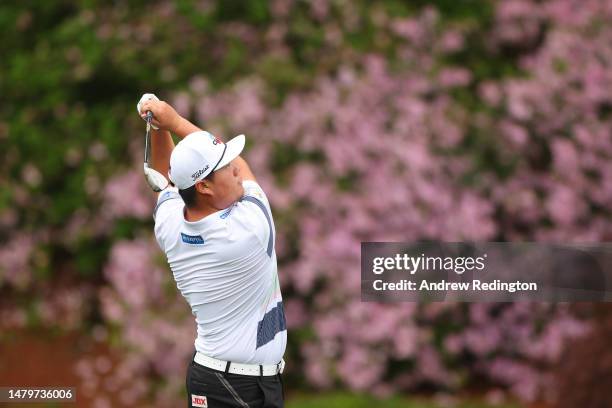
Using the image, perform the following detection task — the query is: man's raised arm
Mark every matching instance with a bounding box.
[138,97,255,183]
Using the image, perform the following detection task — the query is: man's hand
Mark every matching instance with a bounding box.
[137,96,201,137]
[139,99,182,133]
[136,93,160,129]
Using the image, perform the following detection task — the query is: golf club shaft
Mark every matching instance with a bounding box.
[144,111,153,165]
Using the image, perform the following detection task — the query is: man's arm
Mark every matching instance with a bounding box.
[148,117,201,180]
[140,99,256,183]
[140,101,198,181]
[149,129,174,180]
[233,156,256,182]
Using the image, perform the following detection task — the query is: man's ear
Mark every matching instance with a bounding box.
[195,180,212,195]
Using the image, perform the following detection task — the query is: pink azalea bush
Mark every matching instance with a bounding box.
[89,2,610,404]
[486,0,612,242]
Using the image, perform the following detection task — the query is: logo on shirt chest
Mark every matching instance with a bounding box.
[181,233,205,245]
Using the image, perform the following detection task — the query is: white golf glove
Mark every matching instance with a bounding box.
[137,93,160,129]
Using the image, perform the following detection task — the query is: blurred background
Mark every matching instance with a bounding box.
[1,0,612,407]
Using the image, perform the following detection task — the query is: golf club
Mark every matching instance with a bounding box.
[143,111,169,192]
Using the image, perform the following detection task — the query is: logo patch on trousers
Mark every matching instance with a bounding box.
[191,394,208,407]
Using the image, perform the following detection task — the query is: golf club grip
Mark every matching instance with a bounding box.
[146,110,153,123]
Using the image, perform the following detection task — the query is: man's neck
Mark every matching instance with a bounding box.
[184,203,218,222]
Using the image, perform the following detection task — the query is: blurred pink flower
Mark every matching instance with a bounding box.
[0,233,34,289]
[102,170,152,220]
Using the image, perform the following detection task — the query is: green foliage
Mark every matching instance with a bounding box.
[383,0,494,23]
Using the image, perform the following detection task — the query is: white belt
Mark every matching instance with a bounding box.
[194,352,285,377]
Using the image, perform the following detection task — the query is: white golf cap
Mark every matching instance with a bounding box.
[168,131,245,190]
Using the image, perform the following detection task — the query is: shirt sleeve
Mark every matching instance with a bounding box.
[153,186,182,221]
[239,180,275,257]
[153,186,183,252]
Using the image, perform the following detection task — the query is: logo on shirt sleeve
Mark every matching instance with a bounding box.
[181,233,205,245]
[220,204,236,219]
[191,394,208,407]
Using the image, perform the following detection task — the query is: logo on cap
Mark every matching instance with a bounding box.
[205,132,223,145]
[191,165,210,181]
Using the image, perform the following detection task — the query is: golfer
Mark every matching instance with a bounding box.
[137,94,286,408]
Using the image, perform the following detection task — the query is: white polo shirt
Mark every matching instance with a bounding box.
[153,180,286,364]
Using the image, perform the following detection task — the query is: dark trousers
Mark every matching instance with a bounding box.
[186,353,284,408]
